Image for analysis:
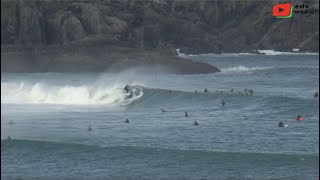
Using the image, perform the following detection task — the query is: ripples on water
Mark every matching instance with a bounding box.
[1,54,319,179]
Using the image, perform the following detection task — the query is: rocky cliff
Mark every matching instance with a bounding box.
[2,0,319,53]
[1,0,319,73]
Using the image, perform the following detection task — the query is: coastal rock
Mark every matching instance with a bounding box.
[1,45,220,74]
[73,3,106,34]
[18,1,45,45]
[1,0,318,53]
[61,13,86,43]
[1,0,318,73]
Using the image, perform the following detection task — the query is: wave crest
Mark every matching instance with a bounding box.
[1,82,143,105]
[257,50,319,56]
[220,66,272,73]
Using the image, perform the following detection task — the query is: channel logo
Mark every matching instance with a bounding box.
[273,3,293,18]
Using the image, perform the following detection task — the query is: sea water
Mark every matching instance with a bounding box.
[1,54,319,180]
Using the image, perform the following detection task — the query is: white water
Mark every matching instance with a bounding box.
[1,82,143,105]
[257,50,319,56]
[176,48,319,57]
[220,65,273,74]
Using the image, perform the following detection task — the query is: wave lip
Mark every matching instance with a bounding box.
[1,82,143,106]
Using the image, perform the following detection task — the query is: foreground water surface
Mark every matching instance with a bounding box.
[1,54,319,180]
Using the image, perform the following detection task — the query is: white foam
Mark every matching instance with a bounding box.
[1,82,143,105]
[257,50,319,56]
[120,86,144,106]
[176,48,186,56]
[220,65,272,74]
[176,49,318,57]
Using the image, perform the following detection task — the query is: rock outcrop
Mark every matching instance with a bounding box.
[1,44,220,74]
[2,0,319,53]
[1,0,318,73]
[1,0,319,54]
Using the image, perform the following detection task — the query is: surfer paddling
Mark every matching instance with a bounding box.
[296,115,304,121]
[193,121,199,126]
[87,125,92,131]
[249,89,254,96]
[221,99,226,106]
[278,121,284,128]
[124,118,130,123]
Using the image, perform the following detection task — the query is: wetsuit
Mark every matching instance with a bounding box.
[278,121,284,127]
[296,115,303,121]
[124,85,130,93]
[194,121,199,126]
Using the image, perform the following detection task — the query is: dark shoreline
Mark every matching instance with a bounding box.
[1,45,221,74]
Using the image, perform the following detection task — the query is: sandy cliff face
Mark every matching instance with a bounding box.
[1,0,319,54]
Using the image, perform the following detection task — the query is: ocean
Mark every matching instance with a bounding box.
[1,53,319,180]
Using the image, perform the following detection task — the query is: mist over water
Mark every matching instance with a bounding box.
[1,54,319,180]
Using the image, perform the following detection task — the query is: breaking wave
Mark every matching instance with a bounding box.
[1,82,143,105]
[220,66,273,73]
[257,50,319,56]
[176,49,319,57]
